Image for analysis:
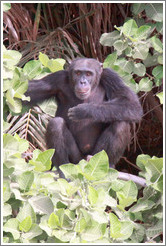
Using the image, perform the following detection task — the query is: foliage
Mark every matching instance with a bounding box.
[100,3,163,104]
[3,134,163,243]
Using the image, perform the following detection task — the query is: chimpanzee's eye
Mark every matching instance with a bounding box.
[75,71,81,76]
[86,72,91,76]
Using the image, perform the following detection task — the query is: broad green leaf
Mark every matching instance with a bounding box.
[3,50,22,67]
[52,229,75,242]
[3,134,19,161]
[88,186,98,206]
[117,180,138,209]
[109,213,123,238]
[83,150,109,180]
[145,3,163,22]
[134,25,151,40]
[151,36,163,53]
[3,3,11,11]
[23,60,42,79]
[156,22,163,34]
[156,92,163,104]
[59,163,79,180]
[146,157,163,183]
[3,218,20,240]
[146,220,163,238]
[100,31,121,47]
[81,220,107,242]
[152,65,163,79]
[122,19,138,37]
[21,224,43,240]
[6,89,22,113]
[138,78,153,92]
[30,149,55,171]
[17,203,36,223]
[133,63,146,76]
[3,203,12,217]
[113,40,128,52]
[47,59,64,72]
[75,218,86,233]
[131,3,145,15]
[133,44,149,60]
[103,52,117,68]
[28,196,54,215]
[14,134,29,153]
[19,216,32,232]
[39,52,49,67]
[17,171,34,192]
[48,212,60,229]
[129,200,155,212]
[115,58,133,74]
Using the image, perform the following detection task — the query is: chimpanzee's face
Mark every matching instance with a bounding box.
[69,58,103,100]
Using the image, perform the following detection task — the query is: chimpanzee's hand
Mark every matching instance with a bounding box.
[68,104,89,121]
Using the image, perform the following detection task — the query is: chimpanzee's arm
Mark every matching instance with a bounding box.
[68,68,143,123]
[25,70,68,105]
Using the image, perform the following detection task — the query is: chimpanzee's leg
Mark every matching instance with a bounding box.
[46,117,82,175]
[92,121,131,166]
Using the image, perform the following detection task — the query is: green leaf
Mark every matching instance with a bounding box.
[134,25,151,40]
[110,213,133,240]
[3,50,22,67]
[3,203,12,217]
[47,59,65,72]
[39,52,49,67]
[19,216,32,232]
[59,163,79,180]
[3,3,11,11]
[133,44,149,60]
[81,220,107,242]
[100,31,121,47]
[3,218,20,240]
[48,212,60,229]
[113,40,128,52]
[17,203,36,223]
[29,195,54,215]
[156,92,163,104]
[151,36,163,53]
[88,186,98,205]
[131,3,145,15]
[21,224,43,240]
[103,52,117,68]
[138,78,153,92]
[117,180,138,209]
[133,63,146,76]
[146,220,163,238]
[109,213,123,238]
[145,3,163,22]
[17,171,34,192]
[23,60,42,79]
[152,65,163,79]
[30,149,55,171]
[115,58,134,74]
[122,19,138,37]
[83,150,109,180]
[75,218,87,233]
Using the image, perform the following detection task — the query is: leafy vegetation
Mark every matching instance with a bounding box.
[3,134,163,243]
[3,2,163,244]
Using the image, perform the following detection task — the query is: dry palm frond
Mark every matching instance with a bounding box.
[5,106,52,151]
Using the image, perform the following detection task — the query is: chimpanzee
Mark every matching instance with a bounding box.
[26,58,143,174]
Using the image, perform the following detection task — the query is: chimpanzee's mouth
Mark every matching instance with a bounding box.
[75,89,91,99]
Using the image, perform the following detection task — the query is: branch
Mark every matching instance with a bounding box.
[118,171,146,187]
